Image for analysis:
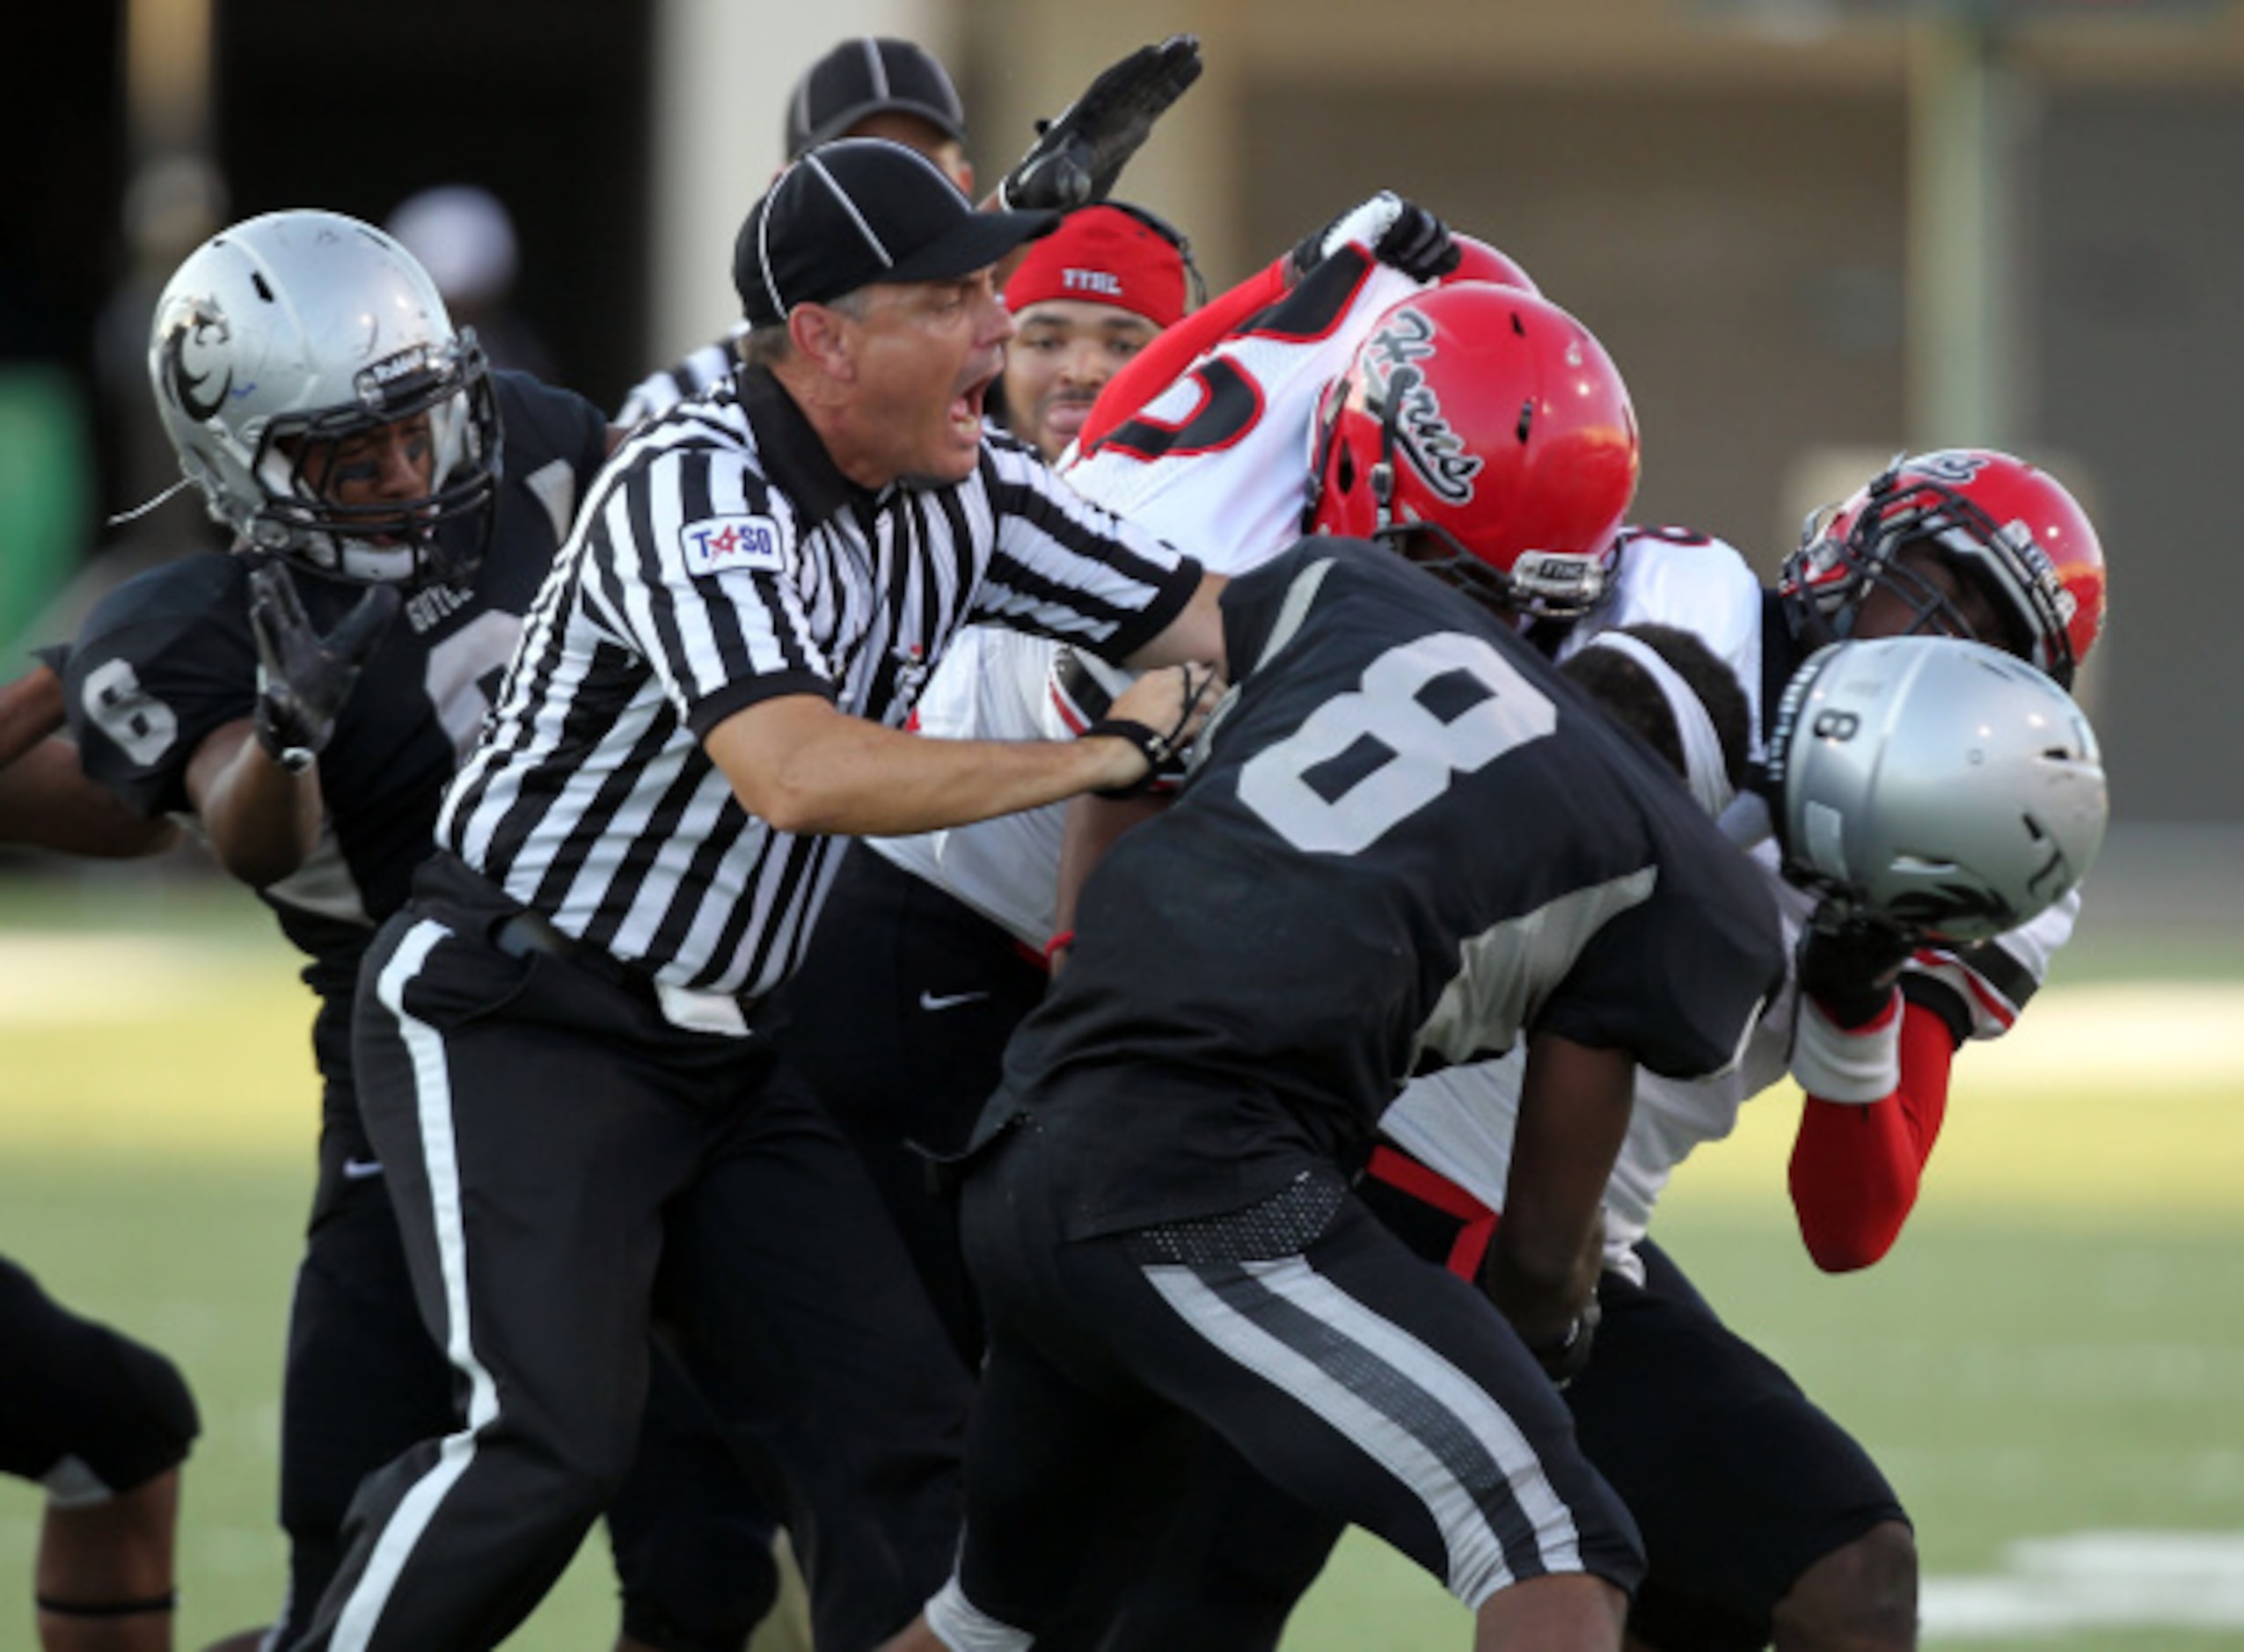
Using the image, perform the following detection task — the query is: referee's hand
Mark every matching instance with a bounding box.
[1080,661,1224,798]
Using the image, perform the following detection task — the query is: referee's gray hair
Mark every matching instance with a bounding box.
[742,289,870,368]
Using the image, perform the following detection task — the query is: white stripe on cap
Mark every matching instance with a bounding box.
[757,170,787,319]
[790,73,813,152]
[801,151,895,269]
[1583,630,1736,820]
[859,36,888,100]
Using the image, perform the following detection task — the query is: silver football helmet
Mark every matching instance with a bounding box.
[148,208,499,586]
[1766,636,2108,942]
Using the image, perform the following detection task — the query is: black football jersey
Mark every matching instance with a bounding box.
[1004,537,1786,1235]
[64,371,609,1093]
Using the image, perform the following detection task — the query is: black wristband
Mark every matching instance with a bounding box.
[1081,716,1171,799]
[253,713,317,774]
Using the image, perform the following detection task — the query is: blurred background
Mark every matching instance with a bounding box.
[6,0,2244,847]
[2,2,2241,1646]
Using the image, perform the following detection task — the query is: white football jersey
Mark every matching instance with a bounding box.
[870,251,1431,943]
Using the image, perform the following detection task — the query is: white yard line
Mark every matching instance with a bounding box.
[1926,1531,2244,1636]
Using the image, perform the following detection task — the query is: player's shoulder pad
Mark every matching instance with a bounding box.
[75,551,248,651]
[489,369,608,471]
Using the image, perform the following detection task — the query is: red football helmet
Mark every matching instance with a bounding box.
[1779,450,2107,687]
[1305,282,1638,619]
[1444,234,1539,296]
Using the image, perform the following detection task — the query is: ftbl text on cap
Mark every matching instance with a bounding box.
[786,38,968,158]
[1003,205,1193,331]
[734,139,1056,328]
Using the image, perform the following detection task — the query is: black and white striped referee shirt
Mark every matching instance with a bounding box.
[437,364,1201,1002]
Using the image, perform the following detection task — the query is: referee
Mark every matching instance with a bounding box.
[295,139,1225,1652]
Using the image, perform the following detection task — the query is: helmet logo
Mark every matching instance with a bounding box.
[1361,309,1483,507]
[1915,450,1989,486]
[160,302,233,423]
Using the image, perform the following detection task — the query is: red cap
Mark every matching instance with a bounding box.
[1003,205,1188,330]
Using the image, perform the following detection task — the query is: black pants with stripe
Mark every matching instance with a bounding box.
[1093,1164,1911,1652]
[947,1117,1643,1636]
[276,1127,780,1652]
[290,888,970,1652]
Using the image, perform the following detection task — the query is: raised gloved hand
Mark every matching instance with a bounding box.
[1290,191,1460,285]
[1795,903,1920,1029]
[247,561,401,771]
[998,35,1204,213]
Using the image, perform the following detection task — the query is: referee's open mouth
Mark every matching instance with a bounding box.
[952,366,998,441]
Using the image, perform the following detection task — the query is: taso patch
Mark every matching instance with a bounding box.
[680,514,786,576]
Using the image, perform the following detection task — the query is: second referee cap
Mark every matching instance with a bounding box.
[735,139,1056,328]
[786,38,969,158]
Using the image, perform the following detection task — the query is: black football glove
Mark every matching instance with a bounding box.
[247,562,401,770]
[1289,192,1460,286]
[998,35,1204,213]
[1795,903,1920,1029]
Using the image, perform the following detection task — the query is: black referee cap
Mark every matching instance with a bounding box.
[785,38,969,158]
[734,139,1055,328]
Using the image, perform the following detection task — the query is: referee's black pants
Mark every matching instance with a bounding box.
[291,871,970,1652]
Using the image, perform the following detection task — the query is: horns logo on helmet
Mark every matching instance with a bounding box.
[1360,309,1482,507]
[159,302,233,423]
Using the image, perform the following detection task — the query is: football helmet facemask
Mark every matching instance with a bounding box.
[1765,635,2108,943]
[1305,282,1638,621]
[149,208,500,588]
[1778,449,2105,689]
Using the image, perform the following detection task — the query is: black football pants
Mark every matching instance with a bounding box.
[276,1122,781,1651]
[290,890,969,1652]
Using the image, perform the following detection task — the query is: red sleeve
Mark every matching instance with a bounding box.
[1076,258,1295,452]
[1787,1002,1957,1272]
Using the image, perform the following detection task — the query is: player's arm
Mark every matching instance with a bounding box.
[186,566,399,888]
[1783,913,1963,1271]
[1788,1000,1959,1271]
[0,660,66,769]
[184,719,323,886]
[2,660,181,857]
[0,738,179,858]
[704,661,1218,838]
[1487,1031,1634,1370]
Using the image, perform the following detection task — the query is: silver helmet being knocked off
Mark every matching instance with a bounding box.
[1766,635,2109,942]
[147,208,500,587]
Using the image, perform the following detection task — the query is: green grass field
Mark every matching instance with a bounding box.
[3,863,2240,1649]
